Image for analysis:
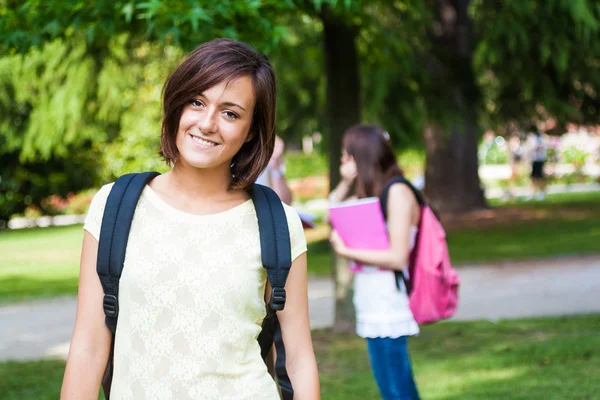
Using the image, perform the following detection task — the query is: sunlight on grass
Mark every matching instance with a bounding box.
[314,315,600,400]
[1,316,598,399]
[0,225,83,302]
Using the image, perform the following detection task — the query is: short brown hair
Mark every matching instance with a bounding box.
[160,38,277,190]
[343,124,404,198]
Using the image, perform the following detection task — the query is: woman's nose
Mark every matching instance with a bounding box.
[198,110,218,134]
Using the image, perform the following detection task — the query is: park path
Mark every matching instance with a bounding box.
[2,255,600,361]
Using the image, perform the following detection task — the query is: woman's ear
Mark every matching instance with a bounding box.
[245,130,254,143]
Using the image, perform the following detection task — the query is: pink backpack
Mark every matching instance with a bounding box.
[380,178,460,325]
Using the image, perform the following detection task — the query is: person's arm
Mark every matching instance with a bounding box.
[271,252,320,399]
[330,183,418,270]
[61,231,112,399]
[266,136,293,205]
[268,167,293,205]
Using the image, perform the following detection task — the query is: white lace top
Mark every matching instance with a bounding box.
[84,183,307,400]
[353,226,419,338]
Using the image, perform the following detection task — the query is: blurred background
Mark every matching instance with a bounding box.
[1,1,600,399]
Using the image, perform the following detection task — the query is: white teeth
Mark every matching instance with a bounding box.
[191,135,217,146]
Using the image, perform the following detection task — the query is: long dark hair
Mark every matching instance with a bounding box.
[343,124,404,199]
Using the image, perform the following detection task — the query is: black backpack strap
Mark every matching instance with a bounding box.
[380,177,425,220]
[96,171,159,399]
[379,176,424,295]
[252,183,294,400]
[97,171,160,331]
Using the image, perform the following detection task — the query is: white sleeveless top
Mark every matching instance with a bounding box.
[84,183,307,400]
[353,226,419,338]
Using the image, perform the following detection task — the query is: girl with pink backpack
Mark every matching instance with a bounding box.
[329,124,422,400]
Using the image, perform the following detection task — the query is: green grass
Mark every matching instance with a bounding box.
[2,315,598,399]
[316,314,600,400]
[447,218,600,263]
[0,359,104,400]
[488,190,600,207]
[307,239,334,277]
[450,191,600,263]
[0,225,83,303]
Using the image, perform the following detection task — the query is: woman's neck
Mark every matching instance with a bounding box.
[148,162,250,216]
[167,162,233,200]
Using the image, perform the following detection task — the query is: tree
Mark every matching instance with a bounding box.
[471,0,600,128]
[419,0,487,212]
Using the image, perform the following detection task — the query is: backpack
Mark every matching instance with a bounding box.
[380,177,460,325]
[96,172,295,399]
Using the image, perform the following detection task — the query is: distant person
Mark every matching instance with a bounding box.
[529,128,548,200]
[504,135,523,200]
[61,38,319,400]
[329,124,421,400]
[256,135,293,205]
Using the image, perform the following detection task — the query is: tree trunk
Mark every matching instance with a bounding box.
[322,12,361,191]
[321,11,361,332]
[423,0,487,212]
[424,120,486,212]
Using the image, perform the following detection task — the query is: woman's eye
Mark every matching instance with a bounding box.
[223,111,238,120]
[190,100,204,107]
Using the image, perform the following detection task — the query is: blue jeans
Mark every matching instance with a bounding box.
[366,336,420,400]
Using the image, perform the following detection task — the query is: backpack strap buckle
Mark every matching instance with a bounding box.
[103,294,119,318]
[269,286,286,312]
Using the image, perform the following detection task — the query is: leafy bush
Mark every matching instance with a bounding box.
[285,152,328,180]
[561,145,589,170]
[479,141,508,165]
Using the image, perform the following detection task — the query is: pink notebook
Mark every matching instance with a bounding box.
[328,197,390,251]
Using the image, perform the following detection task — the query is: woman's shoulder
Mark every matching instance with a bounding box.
[387,181,417,202]
[281,203,302,225]
[280,203,307,260]
[83,182,116,241]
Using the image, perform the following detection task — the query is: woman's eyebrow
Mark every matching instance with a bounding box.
[221,101,246,112]
[197,93,247,112]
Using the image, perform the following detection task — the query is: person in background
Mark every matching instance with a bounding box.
[529,128,548,200]
[256,135,293,205]
[504,134,523,200]
[329,124,421,400]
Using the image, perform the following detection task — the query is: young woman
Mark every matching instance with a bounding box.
[61,38,320,400]
[329,124,421,400]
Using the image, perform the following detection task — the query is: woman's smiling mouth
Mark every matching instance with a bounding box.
[189,133,220,148]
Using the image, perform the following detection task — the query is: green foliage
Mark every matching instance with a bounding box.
[0,35,179,220]
[561,145,590,169]
[471,0,600,127]
[3,0,600,214]
[479,141,509,165]
[285,151,329,180]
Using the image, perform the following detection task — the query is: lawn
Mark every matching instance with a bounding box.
[0,225,82,302]
[1,191,600,302]
[446,191,600,263]
[317,314,600,400]
[2,315,598,399]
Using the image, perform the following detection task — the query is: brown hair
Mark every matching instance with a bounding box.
[160,38,277,190]
[343,124,404,198]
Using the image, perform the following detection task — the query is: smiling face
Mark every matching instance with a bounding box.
[160,39,277,189]
[175,76,256,171]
